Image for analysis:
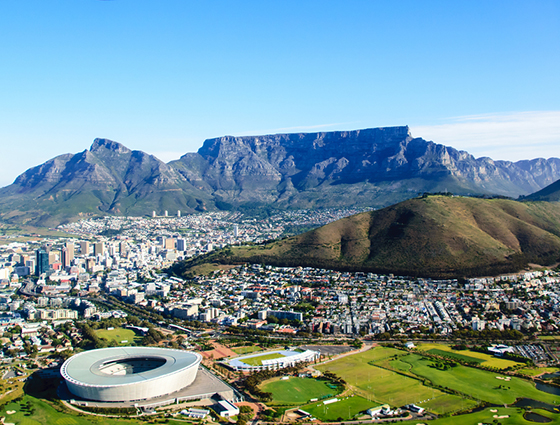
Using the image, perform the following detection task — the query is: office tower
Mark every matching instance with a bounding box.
[35,249,49,276]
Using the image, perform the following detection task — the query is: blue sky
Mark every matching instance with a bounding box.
[1,0,559,187]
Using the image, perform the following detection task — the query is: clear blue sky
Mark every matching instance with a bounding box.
[1,0,559,187]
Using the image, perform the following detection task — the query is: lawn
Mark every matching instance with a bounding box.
[517,367,560,377]
[301,395,377,421]
[233,345,263,355]
[416,343,521,369]
[316,347,461,413]
[95,328,141,345]
[0,394,189,425]
[241,352,286,366]
[428,407,560,425]
[427,348,484,364]
[399,353,559,405]
[260,377,340,405]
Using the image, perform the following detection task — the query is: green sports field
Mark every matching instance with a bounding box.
[95,327,142,345]
[260,377,340,405]
[301,395,378,421]
[232,345,263,355]
[316,346,474,414]
[428,407,560,425]
[398,353,558,405]
[416,343,522,369]
[240,352,286,366]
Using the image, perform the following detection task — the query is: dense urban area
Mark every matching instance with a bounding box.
[1,209,560,424]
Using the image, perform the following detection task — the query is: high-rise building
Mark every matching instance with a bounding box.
[65,242,75,262]
[94,242,105,256]
[165,238,176,250]
[35,249,49,276]
[79,241,90,255]
[176,238,186,251]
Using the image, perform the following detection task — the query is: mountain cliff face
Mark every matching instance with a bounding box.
[172,126,560,208]
[1,127,559,226]
[0,138,211,226]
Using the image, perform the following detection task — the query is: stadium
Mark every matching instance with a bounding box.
[228,349,319,372]
[61,347,202,402]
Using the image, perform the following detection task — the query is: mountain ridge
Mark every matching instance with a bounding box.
[1,128,560,226]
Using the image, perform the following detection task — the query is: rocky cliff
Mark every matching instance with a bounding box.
[1,127,559,226]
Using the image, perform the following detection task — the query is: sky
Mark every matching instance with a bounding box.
[0,0,559,187]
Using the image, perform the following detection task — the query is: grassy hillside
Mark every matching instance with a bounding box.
[173,196,560,278]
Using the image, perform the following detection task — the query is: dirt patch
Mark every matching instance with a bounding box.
[201,341,237,359]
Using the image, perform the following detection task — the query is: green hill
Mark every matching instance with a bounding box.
[174,196,560,278]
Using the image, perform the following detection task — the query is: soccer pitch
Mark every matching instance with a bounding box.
[240,352,286,366]
[261,377,340,405]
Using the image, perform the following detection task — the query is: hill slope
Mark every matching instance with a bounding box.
[523,178,560,202]
[178,196,560,278]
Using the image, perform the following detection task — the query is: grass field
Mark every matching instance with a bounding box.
[241,352,286,366]
[517,367,560,377]
[428,407,560,425]
[260,377,340,405]
[233,345,263,355]
[416,343,521,369]
[427,348,484,364]
[301,395,377,421]
[398,353,559,405]
[539,335,560,341]
[316,346,466,413]
[95,328,141,345]
[0,394,189,425]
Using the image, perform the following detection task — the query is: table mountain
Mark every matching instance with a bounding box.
[172,126,560,209]
[1,127,560,226]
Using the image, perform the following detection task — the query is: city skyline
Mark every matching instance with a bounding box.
[1,1,559,187]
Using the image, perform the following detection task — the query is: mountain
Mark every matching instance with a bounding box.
[1,127,560,226]
[172,126,560,209]
[0,139,211,226]
[523,178,560,202]
[174,196,560,278]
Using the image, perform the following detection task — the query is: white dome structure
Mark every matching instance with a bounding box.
[61,347,202,402]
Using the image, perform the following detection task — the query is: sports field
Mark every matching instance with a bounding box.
[241,352,286,366]
[301,395,377,421]
[95,327,142,345]
[427,407,560,425]
[233,345,263,355]
[398,353,558,405]
[260,377,340,405]
[416,343,521,369]
[316,346,468,413]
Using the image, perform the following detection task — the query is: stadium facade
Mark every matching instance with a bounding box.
[61,347,202,402]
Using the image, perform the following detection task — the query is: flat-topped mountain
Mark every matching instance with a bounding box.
[1,127,560,226]
[172,126,560,208]
[174,196,560,278]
